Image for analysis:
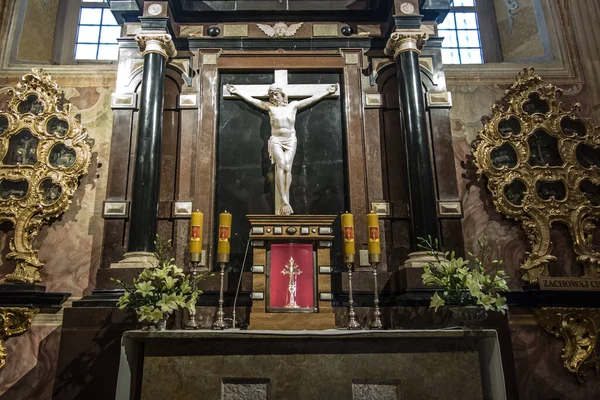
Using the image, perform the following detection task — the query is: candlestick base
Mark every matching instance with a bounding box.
[346,262,361,330]
[184,314,199,330]
[213,262,229,330]
[370,261,383,330]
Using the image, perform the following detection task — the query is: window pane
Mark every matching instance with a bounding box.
[102,9,118,25]
[442,49,461,64]
[79,8,102,24]
[457,30,480,48]
[454,12,478,29]
[438,13,455,29]
[460,49,483,64]
[100,26,121,43]
[439,30,459,48]
[97,44,118,60]
[77,26,100,43]
[453,0,475,6]
[75,44,98,59]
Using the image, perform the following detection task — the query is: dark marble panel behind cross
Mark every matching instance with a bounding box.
[216,72,347,270]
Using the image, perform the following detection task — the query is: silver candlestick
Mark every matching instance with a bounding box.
[346,257,361,330]
[213,254,229,329]
[184,257,200,330]
[370,253,383,329]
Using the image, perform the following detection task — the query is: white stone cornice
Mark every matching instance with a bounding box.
[135,33,177,59]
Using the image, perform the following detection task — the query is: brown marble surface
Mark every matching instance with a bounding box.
[0,325,62,400]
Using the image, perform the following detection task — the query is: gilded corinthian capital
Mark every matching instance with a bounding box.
[135,33,177,59]
[384,30,429,58]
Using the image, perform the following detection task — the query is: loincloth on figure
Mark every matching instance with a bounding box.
[268,135,297,165]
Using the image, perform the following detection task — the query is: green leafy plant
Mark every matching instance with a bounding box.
[113,237,206,324]
[419,236,509,314]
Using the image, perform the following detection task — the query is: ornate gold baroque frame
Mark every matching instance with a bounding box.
[473,68,600,283]
[0,69,93,283]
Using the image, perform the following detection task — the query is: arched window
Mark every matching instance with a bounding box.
[74,0,119,60]
[54,0,120,63]
[438,0,502,64]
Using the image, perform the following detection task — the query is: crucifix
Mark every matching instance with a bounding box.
[224,70,340,215]
[281,256,303,308]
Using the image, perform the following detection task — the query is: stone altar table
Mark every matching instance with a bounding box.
[116,329,505,400]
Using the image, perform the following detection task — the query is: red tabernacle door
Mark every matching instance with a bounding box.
[269,243,315,311]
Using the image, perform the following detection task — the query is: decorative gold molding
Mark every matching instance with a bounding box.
[533,307,600,382]
[0,307,38,369]
[0,69,93,283]
[472,68,600,283]
[384,30,429,58]
[135,33,177,59]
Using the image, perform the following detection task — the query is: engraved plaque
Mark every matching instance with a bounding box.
[313,24,338,37]
[223,25,248,37]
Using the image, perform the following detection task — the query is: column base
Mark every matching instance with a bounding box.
[398,251,441,291]
[110,252,158,269]
[401,251,438,268]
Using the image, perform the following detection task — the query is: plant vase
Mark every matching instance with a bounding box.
[447,306,488,328]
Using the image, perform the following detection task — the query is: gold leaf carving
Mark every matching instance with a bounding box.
[0,307,38,369]
[534,307,600,382]
[0,69,93,283]
[472,68,600,283]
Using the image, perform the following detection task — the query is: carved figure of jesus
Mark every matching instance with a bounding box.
[227,83,337,215]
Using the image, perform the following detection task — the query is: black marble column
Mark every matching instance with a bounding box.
[393,38,442,248]
[128,52,168,252]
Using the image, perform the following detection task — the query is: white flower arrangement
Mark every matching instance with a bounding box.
[420,236,509,314]
[113,237,205,324]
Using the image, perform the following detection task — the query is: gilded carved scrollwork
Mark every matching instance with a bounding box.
[0,69,93,283]
[0,307,38,369]
[534,307,600,382]
[472,68,600,283]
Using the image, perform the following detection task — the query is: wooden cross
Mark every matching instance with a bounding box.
[223,69,340,99]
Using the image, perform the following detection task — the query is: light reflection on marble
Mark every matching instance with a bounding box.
[450,83,528,291]
[0,325,62,399]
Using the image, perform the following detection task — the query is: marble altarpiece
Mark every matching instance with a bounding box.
[45,1,476,398]
[1,0,600,399]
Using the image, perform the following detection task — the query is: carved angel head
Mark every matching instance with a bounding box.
[258,22,303,38]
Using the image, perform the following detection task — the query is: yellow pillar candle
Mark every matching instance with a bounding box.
[367,213,381,255]
[341,213,355,257]
[217,211,232,258]
[190,211,203,262]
